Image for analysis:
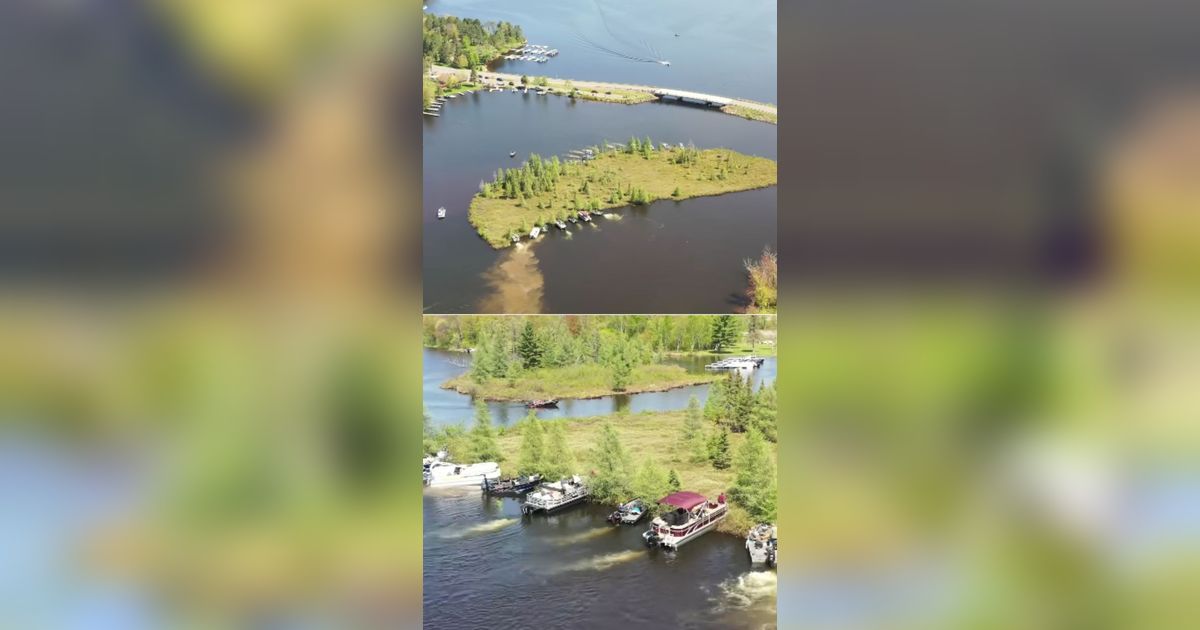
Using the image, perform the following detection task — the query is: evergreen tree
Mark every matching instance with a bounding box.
[631,459,670,508]
[710,315,738,352]
[730,429,776,522]
[518,411,546,475]
[667,468,682,492]
[709,429,731,469]
[543,420,575,481]
[749,382,777,442]
[516,321,544,369]
[470,400,503,462]
[589,423,632,503]
[681,395,708,463]
[610,343,633,391]
[423,409,438,455]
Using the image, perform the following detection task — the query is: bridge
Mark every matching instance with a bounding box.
[652,89,733,107]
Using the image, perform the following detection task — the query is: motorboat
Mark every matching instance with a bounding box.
[482,474,543,496]
[510,151,517,157]
[529,226,541,239]
[608,498,648,525]
[522,476,589,515]
[424,461,501,487]
[525,399,558,408]
[642,491,728,550]
[436,206,446,219]
[555,221,567,230]
[746,523,778,567]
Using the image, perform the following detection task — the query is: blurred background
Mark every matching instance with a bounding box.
[779,1,1200,628]
[2,0,1199,628]
[0,0,423,627]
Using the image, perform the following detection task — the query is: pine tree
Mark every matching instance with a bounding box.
[516,321,544,369]
[423,409,438,455]
[470,400,503,462]
[610,343,633,391]
[730,429,776,522]
[632,459,670,507]
[667,469,681,492]
[542,420,575,481]
[710,315,738,352]
[681,395,708,463]
[589,423,632,503]
[709,429,731,469]
[518,411,546,475]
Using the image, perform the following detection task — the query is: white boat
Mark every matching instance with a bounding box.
[746,523,777,566]
[522,476,589,514]
[511,233,521,244]
[436,207,446,219]
[424,461,501,487]
[529,226,541,238]
[642,491,728,550]
[555,221,567,230]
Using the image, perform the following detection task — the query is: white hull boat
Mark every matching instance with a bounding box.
[424,461,501,487]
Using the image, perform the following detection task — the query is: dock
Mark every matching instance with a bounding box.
[705,356,766,370]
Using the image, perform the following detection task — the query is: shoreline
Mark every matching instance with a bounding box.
[430,65,777,124]
[440,371,720,402]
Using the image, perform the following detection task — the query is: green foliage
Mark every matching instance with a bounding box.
[667,468,682,492]
[517,321,544,369]
[729,429,776,522]
[710,315,739,352]
[709,429,731,469]
[681,395,709,462]
[589,423,632,503]
[470,400,503,462]
[542,420,575,480]
[423,15,523,69]
[517,411,546,475]
[631,459,670,509]
[671,186,681,197]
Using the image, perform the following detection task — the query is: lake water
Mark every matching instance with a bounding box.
[426,0,777,104]
[423,347,777,427]
[422,488,778,630]
[422,0,777,314]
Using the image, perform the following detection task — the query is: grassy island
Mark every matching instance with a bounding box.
[468,140,778,248]
[442,363,719,401]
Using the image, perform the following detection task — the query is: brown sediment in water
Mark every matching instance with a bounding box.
[477,244,544,313]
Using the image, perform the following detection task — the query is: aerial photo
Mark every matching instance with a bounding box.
[423,0,778,314]
[422,315,778,629]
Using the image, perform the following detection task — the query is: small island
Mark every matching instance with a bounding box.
[468,139,778,248]
[442,362,720,401]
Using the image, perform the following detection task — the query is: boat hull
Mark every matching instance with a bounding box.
[425,472,498,487]
[521,493,588,515]
[644,510,727,550]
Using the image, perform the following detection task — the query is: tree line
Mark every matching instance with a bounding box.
[423,15,524,70]
[424,315,775,357]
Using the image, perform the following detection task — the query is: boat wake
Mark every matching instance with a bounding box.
[478,244,544,313]
[549,549,644,573]
[442,518,519,538]
[548,527,615,546]
[571,0,669,66]
[711,570,778,612]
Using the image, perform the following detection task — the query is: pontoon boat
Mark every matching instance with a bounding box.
[642,491,728,550]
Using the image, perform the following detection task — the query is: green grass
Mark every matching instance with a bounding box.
[494,410,774,535]
[722,104,778,125]
[468,148,778,248]
[443,363,719,401]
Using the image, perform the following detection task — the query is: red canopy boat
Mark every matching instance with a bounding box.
[642,491,727,550]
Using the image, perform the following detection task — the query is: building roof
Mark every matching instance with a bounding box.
[658,491,708,511]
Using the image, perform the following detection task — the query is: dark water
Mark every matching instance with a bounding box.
[422,487,778,630]
[427,0,777,104]
[422,94,776,314]
[424,347,776,427]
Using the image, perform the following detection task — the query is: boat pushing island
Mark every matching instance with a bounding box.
[521,475,589,515]
[425,460,501,487]
[482,474,543,496]
[642,491,728,550]
[746,523,778,567]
